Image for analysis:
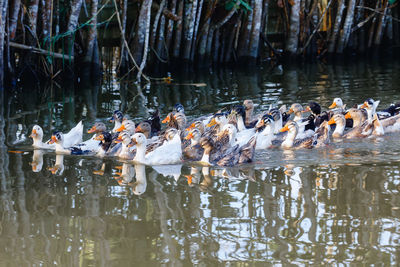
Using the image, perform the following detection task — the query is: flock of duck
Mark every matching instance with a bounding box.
[30,97,400,167]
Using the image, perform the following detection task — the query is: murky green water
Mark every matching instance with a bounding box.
[1,62,400,265]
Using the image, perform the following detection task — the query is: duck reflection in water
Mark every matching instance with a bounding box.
[114,163,147,195]
[152,164,182,181]
[31,149,44,172]
[48,154,65,175]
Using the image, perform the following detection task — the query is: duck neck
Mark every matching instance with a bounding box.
[32,137,43,148]
[112,121,122,133]
[261,124,274,136]
[352,115,363,127]
[134,143,147,163]
[274,118,283,134]
[245,108,253,124]
[282,129,297,148]
[237,115,246,131]
[120,142,130,157]
[294,112,303,122]
[55,142,69,153]
[366,108,375,123]
[333,122,345,137]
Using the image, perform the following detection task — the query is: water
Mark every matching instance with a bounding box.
[1,61,400,265]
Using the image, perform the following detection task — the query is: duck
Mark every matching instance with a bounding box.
[267,106,285,134]
[109,110,125,133]
[342,113,383,138]
[31,149,44,172]
[145,110,161,137]
[131,164,147,195]
[162,103,187,131]
[327,114,346,138]
[360,98,380,122]
[129,128,182,165]
[243,99,257,126]
[115,119,136,135]
[206,112,229,136]
[254,114,276,149]
[30,121,83,149]
[186,120,206,134]
[303,101,330,129]
[345,108,368,128]
[72,122,106,153]
[279,120,330,149]
[286,103,314,136]
[183,128,203,161]
[49,131,112,157]
[230,105,257,131]
[115,131,134,160]
[48,154,65,175]
[199,135,257,167]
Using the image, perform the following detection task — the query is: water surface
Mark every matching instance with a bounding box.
[1,61,400,265]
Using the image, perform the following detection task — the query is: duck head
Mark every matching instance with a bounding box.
[173,103,185,113]
[280,121,298,135]
[329,98,344,109]
[116,119,135,134]
[30,125,44,141]
[136,121,151,138]
[185,128,202,145]
[304,101,321,116]
[87,122,107,134]
[243,100,254,111]
[129,133,147,147]
[49,131,64,145]
[109,110,124,123]
[256,114,275,133]
[207,113,228,127]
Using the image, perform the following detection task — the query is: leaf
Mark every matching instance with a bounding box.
[239,0,252,11]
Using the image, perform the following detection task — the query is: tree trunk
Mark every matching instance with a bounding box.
[133,0,153,65]
[9,0,21,40]
[356,0,365,53]
[83,0,98,64]
[150,0,166,50]
[374,0,388,46]
[238,1,254,59]
[164,0,177,56]
[136,0,153,81]
[155,13,166,60]
[27,0,40,46]
[190,0,204,61]
[367,1,380,48]
[40,0,52,49]
[182,0,196,61]
[172,0,184,59]
[336,0,356,53]
[248,0,262,62]
[285,0,300,56]
[327,0,345,54]
[0,0,7,91]
[119,0,129,74]
[66,0,83,61]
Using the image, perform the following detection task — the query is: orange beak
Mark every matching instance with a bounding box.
[94,134,104,141]
[30,129,37,138]
[135,125,143,132]
[162,115,170,124]
[116,124,126,132]
[87,125,97,133]
[329,101,337,109]
[360,102,368,109]
[345,113,352,119]
[280,125,290,132]
[185,175,193,185]
[287,108,294,114]
[185,132,194,140]
[328,117,336,125]
[48,135,57,144]
[206,118,217,127]
[302,106,311,113]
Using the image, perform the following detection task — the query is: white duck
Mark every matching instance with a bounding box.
[30,121,83,149]
[71,122,106,153]
[116,131,134,160]
[329,98,346,113]
[129,128,182,165]
[255,114,276,150]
